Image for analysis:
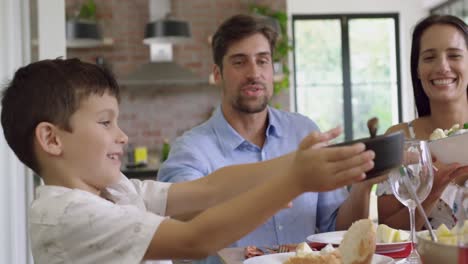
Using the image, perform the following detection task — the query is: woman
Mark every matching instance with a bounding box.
[377,15,468,230]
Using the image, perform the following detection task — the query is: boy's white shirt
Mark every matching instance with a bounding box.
[29,174,172,264]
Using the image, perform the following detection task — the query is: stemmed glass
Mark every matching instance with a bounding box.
[388,140,434,264]
[454,183,468,261]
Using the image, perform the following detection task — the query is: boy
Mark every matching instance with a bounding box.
[1,58,375,263]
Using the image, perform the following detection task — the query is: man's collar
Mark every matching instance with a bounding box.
[211,106,283,152]
[211,106,246,151]
[266,106,282,138]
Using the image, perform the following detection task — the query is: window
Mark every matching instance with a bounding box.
[293,14,402,142]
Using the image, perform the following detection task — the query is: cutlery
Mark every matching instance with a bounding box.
[277,245,290,253]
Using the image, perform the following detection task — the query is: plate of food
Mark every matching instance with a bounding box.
[428,123,468,165]
[306,224,410,254]
[243,252,394,264]
[306,230,345,246]
[246,220,394,264]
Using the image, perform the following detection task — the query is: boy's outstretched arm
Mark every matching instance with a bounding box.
[165,127,346,217]
[144,129,375,260]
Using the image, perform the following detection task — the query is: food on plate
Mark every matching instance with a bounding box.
[429,123,468,140]
[295,242,315,256]
[283,242,342,264]
[244,246,265,258]
[421,221,468,245]
[284,219,375,264]
[376,224,409,243]
[244,244,297,258]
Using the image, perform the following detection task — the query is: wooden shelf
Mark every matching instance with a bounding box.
[66,37,114,48]
[31,37,114,49]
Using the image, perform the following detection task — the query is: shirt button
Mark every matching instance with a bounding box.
[278,225,283,231]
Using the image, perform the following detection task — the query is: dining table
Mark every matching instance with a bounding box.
[218,247,247,264]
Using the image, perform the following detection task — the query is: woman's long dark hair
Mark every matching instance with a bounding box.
[410,15,468,117]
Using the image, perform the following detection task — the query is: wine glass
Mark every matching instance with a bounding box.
[388,140,434,264]
[454,183,468,262]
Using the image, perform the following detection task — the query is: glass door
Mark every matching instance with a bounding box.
[294,18,344,140]
[293,14,401,141]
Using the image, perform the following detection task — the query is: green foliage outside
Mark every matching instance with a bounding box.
[349,19,396,139]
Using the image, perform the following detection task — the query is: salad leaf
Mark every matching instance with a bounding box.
[464,123,468,129]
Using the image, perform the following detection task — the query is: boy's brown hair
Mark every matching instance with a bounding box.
[1,58,120,174]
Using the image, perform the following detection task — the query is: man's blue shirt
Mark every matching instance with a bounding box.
[158,106,348,246]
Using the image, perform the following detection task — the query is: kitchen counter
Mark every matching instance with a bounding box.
[121,155,160,180]
[121,164,158,180]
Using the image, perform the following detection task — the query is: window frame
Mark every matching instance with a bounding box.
[292,13,403,141]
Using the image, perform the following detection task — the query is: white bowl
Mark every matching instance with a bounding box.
[416,231,462,264]
[428,131,468,166]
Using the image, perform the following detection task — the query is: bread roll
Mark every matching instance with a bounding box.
[283,243,342,264]
[283,219,376,264]
[338,219,376,264]
[283,250,342,264]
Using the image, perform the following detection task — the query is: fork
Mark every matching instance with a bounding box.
[277,245,290,253]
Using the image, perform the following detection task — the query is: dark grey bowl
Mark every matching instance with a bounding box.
[329,131,404,179]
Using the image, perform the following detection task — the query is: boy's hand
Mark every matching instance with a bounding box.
[292,128,375,192]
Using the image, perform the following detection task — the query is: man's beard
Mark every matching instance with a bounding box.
[232,92,270,114]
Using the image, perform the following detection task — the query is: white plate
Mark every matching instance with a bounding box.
[306,231,410,253]
[307,231,345,245]
[243,252,394,264]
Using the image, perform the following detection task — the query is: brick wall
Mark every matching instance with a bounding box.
[66,0,288,153]
[66,0,150,77]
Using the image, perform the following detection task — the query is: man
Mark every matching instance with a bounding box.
[158,14,375,248]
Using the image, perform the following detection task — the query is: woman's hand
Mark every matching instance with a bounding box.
[430,162,468,197]
[453,165,468,186]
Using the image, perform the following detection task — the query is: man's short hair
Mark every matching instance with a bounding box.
[211,14,278,71]
[1,58,120,173]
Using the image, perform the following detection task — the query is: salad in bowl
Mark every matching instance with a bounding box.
[429,123,468,140]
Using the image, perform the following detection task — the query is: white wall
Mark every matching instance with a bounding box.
[37,0,66,59]
[0,0,65,262]
[422,0,446,9]
[287,0,431,122]
[0,1,34,263]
